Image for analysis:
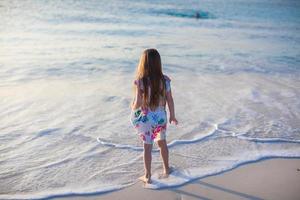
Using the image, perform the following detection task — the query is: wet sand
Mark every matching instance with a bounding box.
[54,158,300,200]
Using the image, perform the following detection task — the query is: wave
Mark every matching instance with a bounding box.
[236,136,300,143]
[97,123,300,151]
[0,184,131,200]
[153,9,215,19]
[97,137,144,151]
[97,134,300,151]
[97,124,219,151]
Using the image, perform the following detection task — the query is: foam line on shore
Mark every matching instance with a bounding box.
[97,124,219,151]
[97,123,300,151]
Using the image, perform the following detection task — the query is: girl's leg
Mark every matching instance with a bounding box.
[143,143,153,183]
[157,139,170,175]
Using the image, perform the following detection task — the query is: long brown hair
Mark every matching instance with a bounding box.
[135,48,166,110]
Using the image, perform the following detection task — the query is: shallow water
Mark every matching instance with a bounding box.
[0,0,300,199]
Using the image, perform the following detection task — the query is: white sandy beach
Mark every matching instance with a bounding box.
[54,158,300,200]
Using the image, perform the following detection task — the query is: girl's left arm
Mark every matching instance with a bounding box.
[166,90,178,125]
[131,81,143,110]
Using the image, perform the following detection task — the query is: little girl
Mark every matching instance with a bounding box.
[130,48,178,184]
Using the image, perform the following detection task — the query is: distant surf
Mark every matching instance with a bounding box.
[153,9,215,19]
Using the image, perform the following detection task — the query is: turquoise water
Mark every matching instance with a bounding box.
[0,0,300,199]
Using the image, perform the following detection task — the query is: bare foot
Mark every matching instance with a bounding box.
[158,167,173,179]
[138,175,152,184]
[158,173,169,179]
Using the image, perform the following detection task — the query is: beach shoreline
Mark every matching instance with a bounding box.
[52,158,300,200]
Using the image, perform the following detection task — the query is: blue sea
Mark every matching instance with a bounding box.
[0,0,300,199]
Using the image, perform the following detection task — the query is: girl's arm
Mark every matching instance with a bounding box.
[166,90,178,125]
[131,81,143,110]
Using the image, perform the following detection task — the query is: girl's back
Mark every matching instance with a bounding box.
[134,74,171,109]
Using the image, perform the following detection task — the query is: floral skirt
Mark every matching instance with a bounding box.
[130,107,167,144]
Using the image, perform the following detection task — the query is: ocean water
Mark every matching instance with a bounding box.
[1,0,300,198]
